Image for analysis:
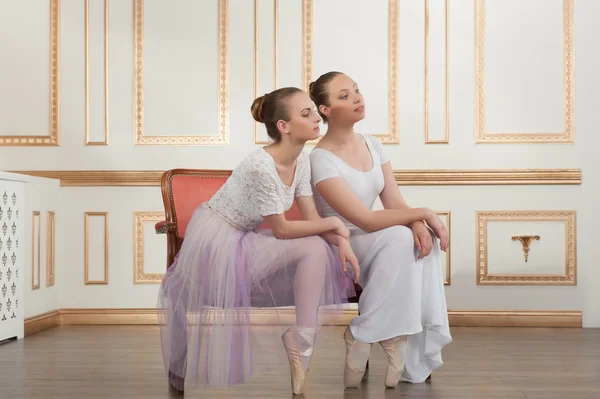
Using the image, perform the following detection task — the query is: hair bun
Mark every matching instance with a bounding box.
[251,94,268,123]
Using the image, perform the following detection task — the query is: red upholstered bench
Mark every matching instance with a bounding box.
[154,169,362,304]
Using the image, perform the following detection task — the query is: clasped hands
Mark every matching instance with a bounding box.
[411,210,449,259]
[326,210,449,282]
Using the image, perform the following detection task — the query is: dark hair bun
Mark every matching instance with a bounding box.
[251,95,267,123]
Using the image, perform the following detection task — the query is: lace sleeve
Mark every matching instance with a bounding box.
[295,152,313,197]
[247,164,285,217]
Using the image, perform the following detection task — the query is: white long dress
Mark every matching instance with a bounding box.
[309,134,452,383]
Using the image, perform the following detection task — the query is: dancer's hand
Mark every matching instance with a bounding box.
[411,221,433,259]
[328,217,351,240]
[424,211,449,252]
[338,238,360,284]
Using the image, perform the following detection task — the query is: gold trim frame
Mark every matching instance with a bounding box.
[253,0,278,145]
[436,211,451,285]
[85,0,109,146]
[302,0,312,92]
[476,210,577,285]
[134,212,166,284]
[133,0,229,145]
[32,211,41,290]
[474,0,574,143]
[84,212,109,285]
[393,169,581,186]
[302,0,399,144]
[424,0,449,144]
[0,0,60,146]
[11,169,582,187]
[46,211,55,287]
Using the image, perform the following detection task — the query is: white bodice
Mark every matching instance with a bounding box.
[309,134,389,230]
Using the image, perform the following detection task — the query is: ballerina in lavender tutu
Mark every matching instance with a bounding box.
[157,87,360,395]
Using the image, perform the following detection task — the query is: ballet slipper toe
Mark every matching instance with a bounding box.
[343,326,372,388]
[379,335,407,388]
[281,330,308,395]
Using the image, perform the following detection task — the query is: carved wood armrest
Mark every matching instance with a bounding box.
[155,221,177,234]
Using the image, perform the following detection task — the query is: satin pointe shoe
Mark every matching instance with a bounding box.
[281,329,310,395]
[378,335,408,388]
[343,326,372,388]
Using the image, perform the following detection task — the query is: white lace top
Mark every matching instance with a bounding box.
[206,148,312,231]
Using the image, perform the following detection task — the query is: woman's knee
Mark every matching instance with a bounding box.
[300,236,330,262]
[381,225,415,251]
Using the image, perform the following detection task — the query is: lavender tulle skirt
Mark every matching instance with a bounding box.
[157,205,355,390]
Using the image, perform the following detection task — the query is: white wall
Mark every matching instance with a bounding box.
[23,176,63,318]
[0,0,599,326]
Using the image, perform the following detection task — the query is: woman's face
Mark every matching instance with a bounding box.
[281,91,322,142]
[322,74,365,124]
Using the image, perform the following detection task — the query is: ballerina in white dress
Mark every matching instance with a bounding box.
[308,72,452,388]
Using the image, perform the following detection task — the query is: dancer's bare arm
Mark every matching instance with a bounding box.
[314,177,433,233]
[296,195,360,283]
[264,210,347,240]
[378,162,448,253]
[295,196,347,246]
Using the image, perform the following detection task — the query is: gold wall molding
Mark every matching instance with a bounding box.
[302,0,312,92]
[474,0,574,143]
[32,211,41,290]
[46,211,56,287]
[394,169,581,186]
[512,234,540,263]
[302,0,399,144]
[85,0,109,146]
[134,211,165,284]
[424,0,449,144]
[11,169,582,187]
[134,0,229,145]
[84,212,109,285]
[476,210,577,285]
[24,309,582,335]
[0,0,60,146]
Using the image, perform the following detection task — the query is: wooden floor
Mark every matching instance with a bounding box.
[1,325,599,398]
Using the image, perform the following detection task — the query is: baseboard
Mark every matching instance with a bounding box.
[24,310,61,337]
[60,308,159,325]
[23,309,582,336]
[447,310,582,328]
[58,308,358,326]
[56,308,582,328]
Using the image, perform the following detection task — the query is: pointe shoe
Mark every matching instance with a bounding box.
[343,326,372,388]
[281,330,308,395]
[379,335,407,388]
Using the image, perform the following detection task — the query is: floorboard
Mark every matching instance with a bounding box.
[1,325,599,398]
